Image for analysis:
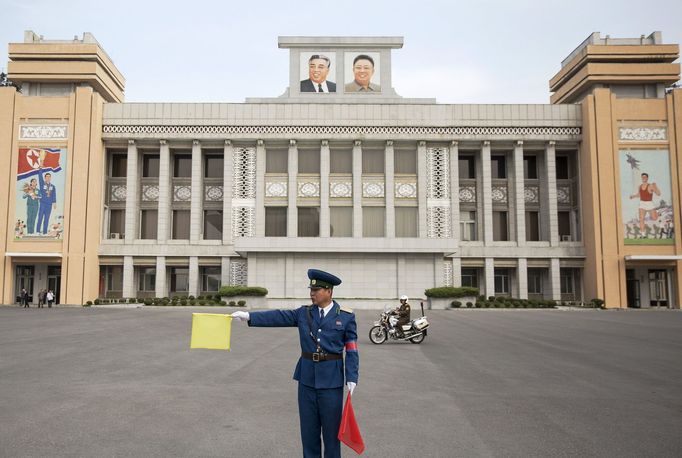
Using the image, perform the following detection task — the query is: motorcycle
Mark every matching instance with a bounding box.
[369,301,429,344]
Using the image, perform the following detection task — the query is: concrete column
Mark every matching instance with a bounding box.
[155,256,166,298]
[222,140,234,244]
[452,257,462,287]
[221,257,231,288]
[417,141,428,237]
[481,141,493,243]
[255,140,266,237]
[385,140,395,238]
[123,255,135,298]
[550,258,561,301]
[352,140,363,237]
[320,140,330,237]
[545,141,559,246]
[514,141,526,245]
[124,140,138,241]
[434,254,445,287]
[189,256,199,297]
[450,141,460,242]
[517,258,528,299]
[288,140,298,237]
[190,140,203,242]
[157,140,170,242]
[484,257,495,298]
[396,256,406,298]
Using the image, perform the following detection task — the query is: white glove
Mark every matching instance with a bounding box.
[347,382,356,395]
[231,311,250,322]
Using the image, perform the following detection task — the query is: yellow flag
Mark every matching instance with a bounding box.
[190,313,232,350]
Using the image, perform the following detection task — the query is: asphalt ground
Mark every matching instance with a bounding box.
[1,306,681,458]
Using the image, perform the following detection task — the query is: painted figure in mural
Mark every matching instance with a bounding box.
[22,178,41,234]
[36,169,57,235]
[301,54,336,93]
[629,172,662,236]
[345,54,381,92]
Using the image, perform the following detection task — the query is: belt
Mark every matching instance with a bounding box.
[302,351,343,362]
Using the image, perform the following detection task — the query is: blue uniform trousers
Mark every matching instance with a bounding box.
[298,383,343,458]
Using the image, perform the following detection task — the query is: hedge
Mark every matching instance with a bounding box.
[424,286,479,298]
[218,286,268,297]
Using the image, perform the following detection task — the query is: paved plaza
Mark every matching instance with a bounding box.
[1,306,681,457]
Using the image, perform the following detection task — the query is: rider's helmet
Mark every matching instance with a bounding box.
[400,295,408,303]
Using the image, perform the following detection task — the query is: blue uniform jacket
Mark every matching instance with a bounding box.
[248,301,359,389]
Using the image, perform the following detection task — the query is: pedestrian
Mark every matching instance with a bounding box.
[231,269,359,458]
[38,289,45,308]
[21,288,29,308]
[46,289,54,308]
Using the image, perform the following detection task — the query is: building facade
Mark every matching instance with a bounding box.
[0,31,680,308]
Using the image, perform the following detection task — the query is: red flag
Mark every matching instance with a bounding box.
[17,148,62,180]
[338,393,365,455]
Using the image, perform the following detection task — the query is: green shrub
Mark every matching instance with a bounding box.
[424,286,479,298]
[466,301,473,308]
[84,301,93,307]
[189,299,196,305]
[181,299,188,306]
[189,295,195,300]
[198,300,206,306]
[229,300,237,306]
[218,286,268,297]
[128,298,136,304]
[237,300,246,307]
[591,298,605,309]
[144,299,152,306]
[93,299,100,305]
[451,300,462,308]
[488,296,496,301]
[220,300,227,306]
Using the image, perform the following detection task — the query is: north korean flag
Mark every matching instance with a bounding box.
[17,148,62,180]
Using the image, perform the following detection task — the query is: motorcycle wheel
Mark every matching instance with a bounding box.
[369,326,387,344]
[409,332,426,344]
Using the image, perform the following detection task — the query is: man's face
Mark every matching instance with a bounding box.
[353,59,374,87]
[45,174,52,184]
[641,174,649,183]
[309,286,332,304]
[308,58,330,84]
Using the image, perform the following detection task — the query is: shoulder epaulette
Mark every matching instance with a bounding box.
[340,305,353,314]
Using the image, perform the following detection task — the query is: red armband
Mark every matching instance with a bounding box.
[345,341,358,351]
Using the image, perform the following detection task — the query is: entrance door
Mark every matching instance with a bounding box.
[47,265,61,305]
[15,265,35,304]
[626,269,640,308]
[648,270,668,308]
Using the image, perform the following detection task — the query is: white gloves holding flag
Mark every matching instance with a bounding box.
[231,311,250,322]
[347,382,356,395]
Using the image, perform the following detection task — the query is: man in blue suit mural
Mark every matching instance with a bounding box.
[232,269,359,458]
[36,168,57,235]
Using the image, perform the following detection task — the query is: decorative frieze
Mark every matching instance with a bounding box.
[173,185,191,202]
[459,186,476,203]
[619,127,667,142]
[362,181,385,198]
[265,181,288,197]
[19,125,68,140]
[491,185,508,204]
[395,182,417,199]
[110,184,127,202]
[330,181,352,198]
[204,185,224,201]
[298,181,320,198]
[524,185,539,204]
[557,185,571,204]
[142,185,160,202]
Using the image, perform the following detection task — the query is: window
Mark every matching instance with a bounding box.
[140,210,158,239]
[558,211,571,241]
[493,211,508,241]
[109,209,125,239]
[204,210,223,240]
[173,154,192,178]
[460,211,477,241]
[363,207,385,237]
[330,148,352,173]
[362,149,384,174]
[298,207,320,237]
[330,207,352,237]
[104,266,123,297]
[172,210,190,239]
[395,207,418,237]
[204,155,224,178]
[494,268,510,295]
[491,155,507,179]
[138,267,156,292]
[201,267,221,293]
[265,207,287,236]
[142,155,160,178]
[395,149,417,174]
[461,268,479,288]
[110,153,127,177]
[170,267,189,293]
[560,269,576,295]
[298,149,320,174]
[525,211,540,241]
[266,148,288,173]
[556,156,569,179]
[528,268,543,295]
[523,155,538,179]
[459,156,475,179]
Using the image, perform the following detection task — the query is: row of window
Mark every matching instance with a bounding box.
[101,266,220,297]
[460,267,581,299]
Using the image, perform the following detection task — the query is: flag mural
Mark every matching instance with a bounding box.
[15,147,67,240]
[620,149,674,245]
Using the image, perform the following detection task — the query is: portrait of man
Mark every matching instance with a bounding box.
[300,53,336,93]
[345,53,381,93]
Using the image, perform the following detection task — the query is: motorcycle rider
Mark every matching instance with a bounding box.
[392,295,411,338]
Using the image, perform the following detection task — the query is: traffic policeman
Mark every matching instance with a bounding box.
[232,269,359,458]
[393,295,411,338]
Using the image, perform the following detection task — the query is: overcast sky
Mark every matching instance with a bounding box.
[1,0,681,104]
